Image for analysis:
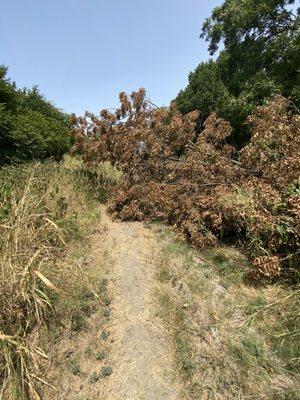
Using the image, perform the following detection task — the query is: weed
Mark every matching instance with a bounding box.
[175,333,195,378]
[90,371,100,382]
[205,247,248,284]
[69,361,81,376]
[100,331,109,341]
[95,351,106,361]
[103,307,110,318]
[101,366,113,377]
[245,294,267,315]
[103,297,111,306]
[84,346,93,358]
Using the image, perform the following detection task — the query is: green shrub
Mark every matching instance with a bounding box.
[0,65,71,164]
[9,111,70,162]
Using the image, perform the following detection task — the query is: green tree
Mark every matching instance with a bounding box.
[174,59,279,145]
[9,111,70,162]
[0,65,19,111]
[20,85,69,124]
[175,0,299,147]
[201,0,300,100]
[175,60,231,125]
[0,65,71,164]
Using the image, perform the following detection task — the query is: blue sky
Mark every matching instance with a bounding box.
[1,0,222,115]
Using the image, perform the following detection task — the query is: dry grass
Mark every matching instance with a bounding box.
[154,225,300,400]
[0,160,103,399]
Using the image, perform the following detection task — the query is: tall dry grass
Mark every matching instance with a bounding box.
[155,227,300,399]
[0,160,104,399]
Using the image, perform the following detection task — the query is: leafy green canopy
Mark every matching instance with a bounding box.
[175,60,230,123]
[0,65,71,164]
[175,0,300,146]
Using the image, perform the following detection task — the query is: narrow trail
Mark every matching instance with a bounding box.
[45,207,180,399]
[100,208,179,399]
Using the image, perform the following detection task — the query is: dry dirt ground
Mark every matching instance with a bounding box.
[44,207,180,400]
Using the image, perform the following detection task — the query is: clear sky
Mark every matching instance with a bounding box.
[1,0,222,115]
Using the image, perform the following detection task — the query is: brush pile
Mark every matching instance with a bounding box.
[72,90,300,279]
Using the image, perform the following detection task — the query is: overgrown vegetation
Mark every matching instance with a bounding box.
[0,66,71,164]
[0,159,117,399]
[1,0,299,398]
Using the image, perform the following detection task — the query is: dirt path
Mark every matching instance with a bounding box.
[99,208,179,399]
[45,207,179,399]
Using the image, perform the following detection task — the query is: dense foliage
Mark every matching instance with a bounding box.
[0,66,71,164]
[72,89,299,280]
[175,0,300,146]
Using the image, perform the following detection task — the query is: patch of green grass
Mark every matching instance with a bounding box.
[186,274,207,295]
[205,248,247,284]
[228,331,268,371]
[174,333,196,378]
[157,262,172,283]
[157,290,195,379]
[245,294,267,315]
[165,240,193,262]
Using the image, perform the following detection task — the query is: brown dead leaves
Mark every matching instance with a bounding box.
[72,92,299,280]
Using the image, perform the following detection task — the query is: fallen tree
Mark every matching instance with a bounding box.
[72,89,300,280]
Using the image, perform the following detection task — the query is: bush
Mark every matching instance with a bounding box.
[0,65,71,165]
[9,111,71,162]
